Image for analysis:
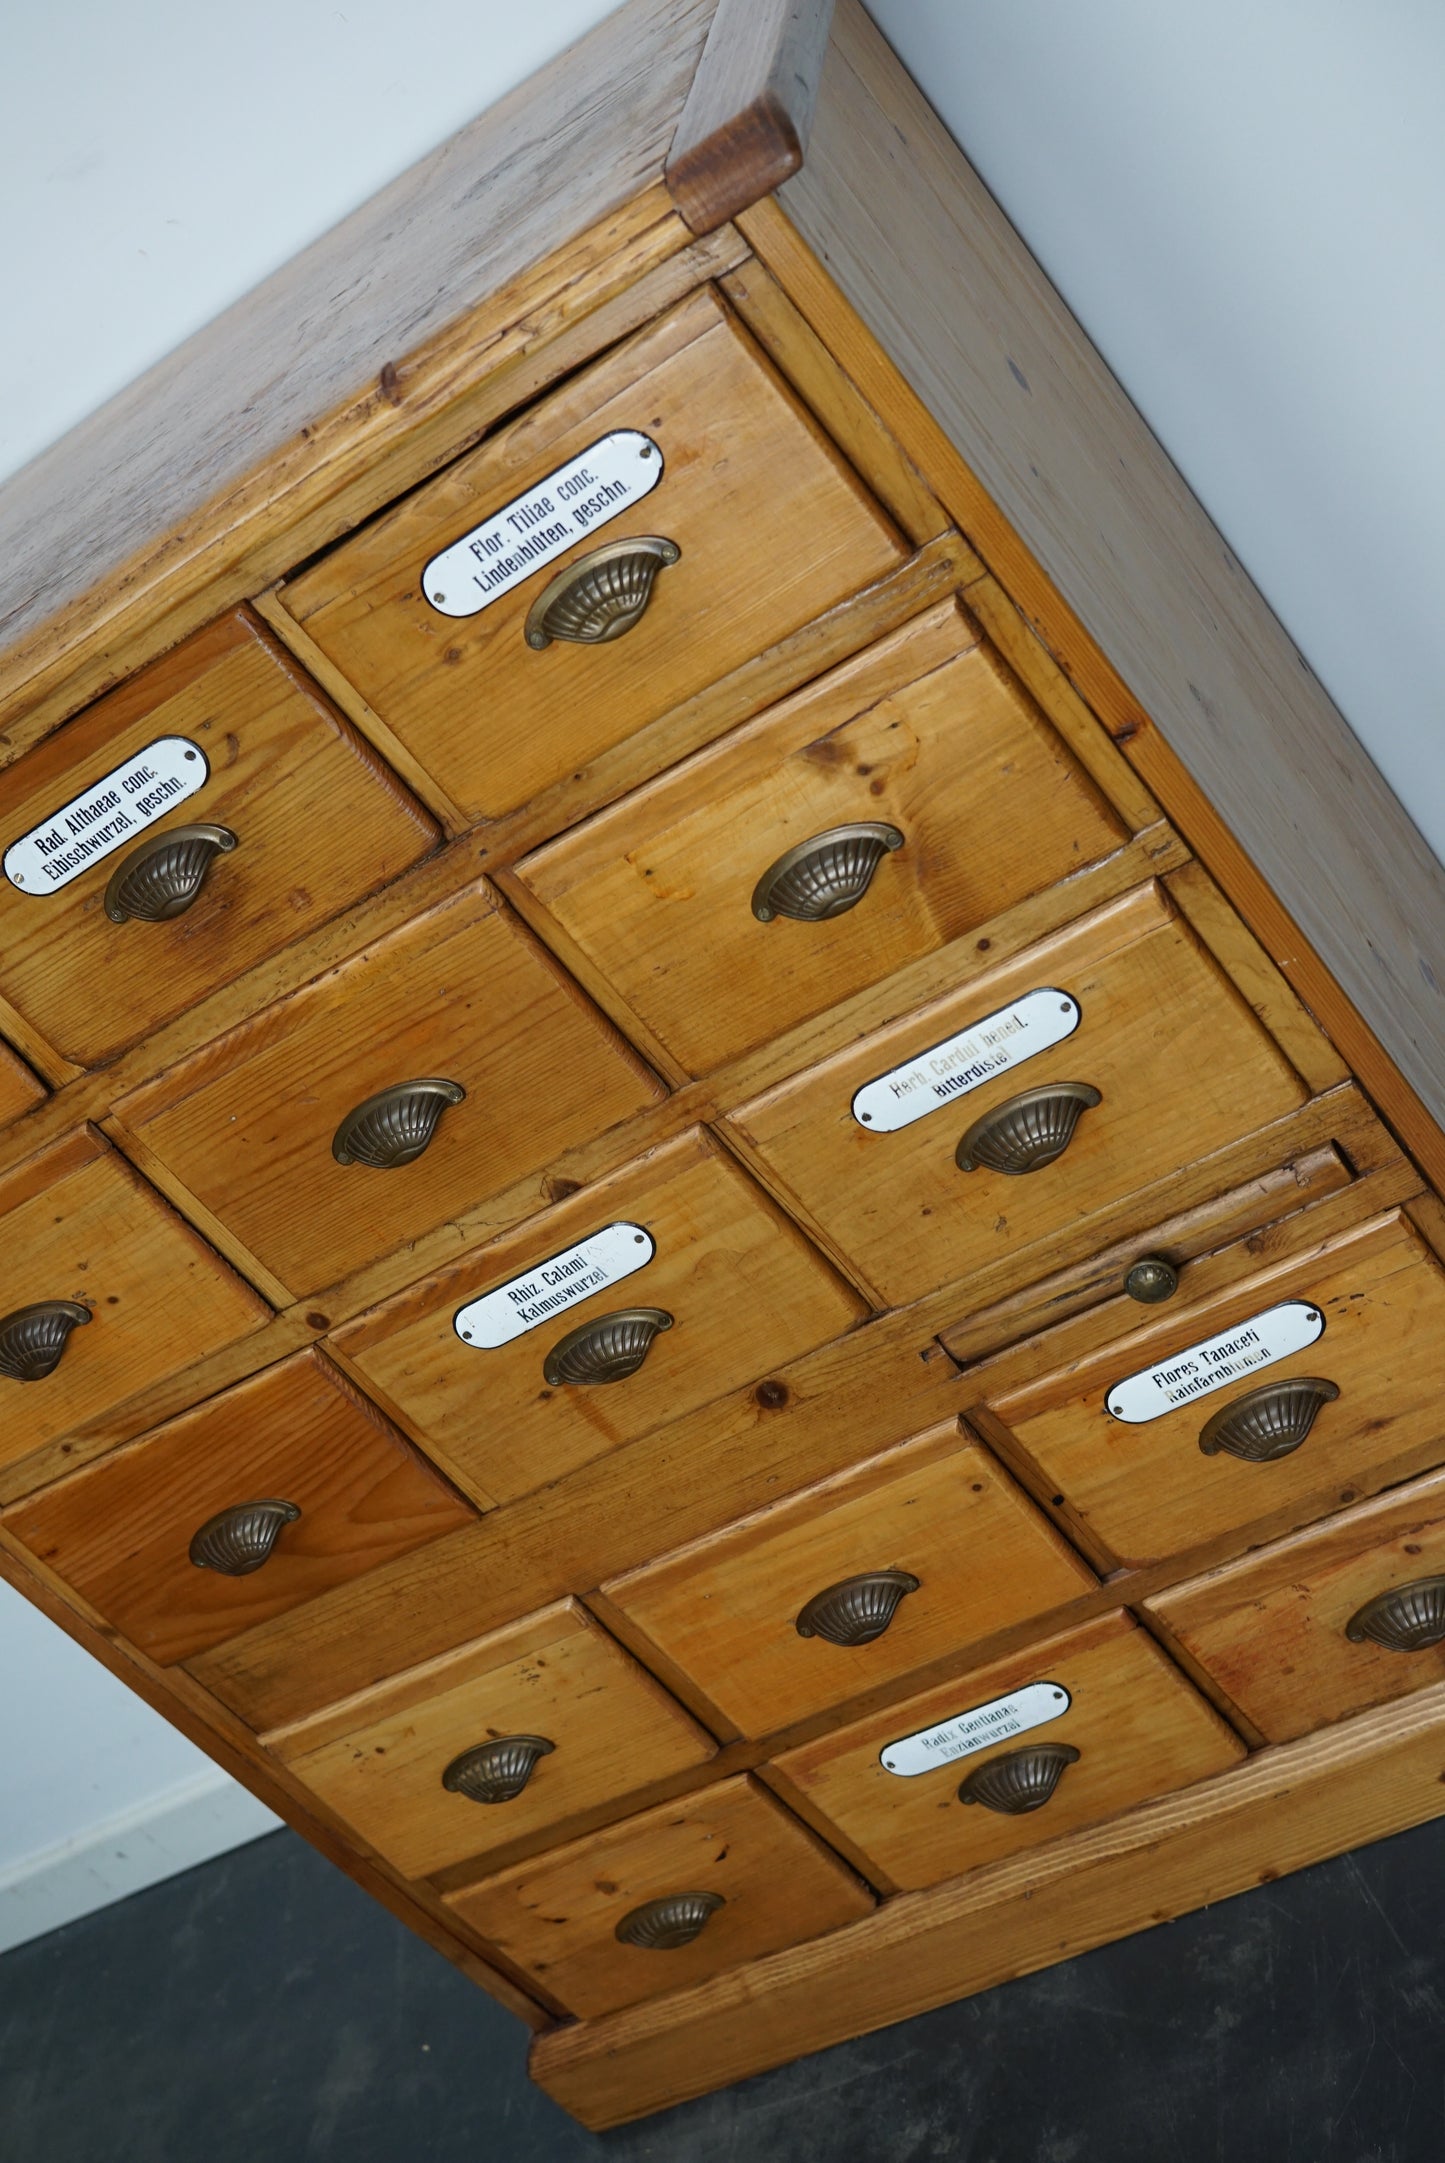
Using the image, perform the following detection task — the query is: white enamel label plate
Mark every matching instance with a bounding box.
[1106,1298,1325,1424]
[4,736,209,895]
[851,987,1081,1133]
[453,1222,656,1349]
[881,1681,1072,1777]
[422,431,664,618]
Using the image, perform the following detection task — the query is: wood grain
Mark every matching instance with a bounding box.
[116,881,663,1298]
[604,1420,1094,1736]
[0,1037,46,1132]
[519,598,1126,1074]
[0,1129,269,1490]
[771,1612,1244,1891]
[989,1209,1445,1569]
[531,1682,1445,2126]
[450,1772,873,2018]
[336,1128,864,1506]
[0,611,439,1068]
[281,289,905,821]
[275,1598,716,1879]
[667,0,835,233]
[3,1349,474,1667]
[0,0,724,748]
[1150,1466,1445,1742]
[729,882,1308,1309]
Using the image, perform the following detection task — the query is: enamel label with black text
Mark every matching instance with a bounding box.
[453,1222,656,1349]
[422,431,663,618]
[1106,1299,1325,1423]
[4,737,209,895]
[851,987,1080,1133]
[881,1682,1072,1777]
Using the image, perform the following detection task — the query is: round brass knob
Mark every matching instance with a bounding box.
[795,1569,920,1646]
[751,823,904,924]
[104,824,238,923]
[957,1742,1081,1815]
[523,537,679,649]
[614,1891,724,1950]
[442,1735,556,1804]
[189,1499,301,1576]
[542,1307,673,1388]
[1198,1376,1339,1463]
[0,1300,91,1383]
[1344,1577,1445,1653]
[1124,1255,1179,1304]
[955,1083,1101,1176]
[331,1079,466,1168]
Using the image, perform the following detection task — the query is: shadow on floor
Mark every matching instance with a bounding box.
[2,1816,1443,2162]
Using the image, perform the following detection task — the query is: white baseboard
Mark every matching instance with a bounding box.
[0,1771,280,1955]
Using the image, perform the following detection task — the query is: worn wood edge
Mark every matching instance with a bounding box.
[666,0,836,233]
[734,190,1445,1204]
[0,1526,555,2028]
[530,1680,1445,2125]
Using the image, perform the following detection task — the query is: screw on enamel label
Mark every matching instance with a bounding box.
[453,1222,655,1348]
[851,987,1080,1133]
[4,738,209,895]
[881,1682,1072,1777]
[1106,1299,1326,1424]
[422,432,663,618]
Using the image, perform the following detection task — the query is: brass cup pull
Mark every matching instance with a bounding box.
[0,1300,91,1383]
[332,1078,466,1169]
[958,1742,1081,1815]
[614,1891,725,1950]
[542,1307,673,1388]
[1345,1577,1445,1653]
[955,1082,1101,1176]
[442,1735,556,1804]
[751,822,905,925]
[189,1499,301,1576]
[104,824,238,924]
[795,1569,921,1647]
[1198,1376,1340,1463]
[524,536,680,649]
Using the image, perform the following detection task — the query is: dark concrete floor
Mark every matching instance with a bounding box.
[2,1817,1443,2162]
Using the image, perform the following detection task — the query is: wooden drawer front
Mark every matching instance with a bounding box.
[116,882,662,1299]
[0,613,438,1067]
[336,1129,864,1507]
[772,1614,1244,1892]
[727,884,1306,1310]
[603,1421,1096,1738]
[515,600,1126,1076]
[274,1598,714,1880]
[448,1774,874,2018]
[0,1131,268,1497]
[1150,1468,1445,1743]
[279,288,906,822]
[986,1211,1445,1570]
[4,1350,473,1667]
[0,1039,45,1131]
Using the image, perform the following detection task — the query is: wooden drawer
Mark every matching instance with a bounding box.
[771,1614,1244,1892]
[979,1209,1445,1570]
[278,288,906,822]
[515,600,1126,1075]
[448,1774,874,2018]
[115,881,663,1300]
[1150,1467,1445,1743]
[335,1128,864,1506]
[601,1420,1095,1738]
[0,1038,45,1131]
[273,1598,714,1880]
[727,883,1307,1309]
[0,1130,268,1498]
[0,613,438,1067]
[4,1350,473,1666]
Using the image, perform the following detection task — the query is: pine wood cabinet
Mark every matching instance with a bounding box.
[2,0,1443,2134]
